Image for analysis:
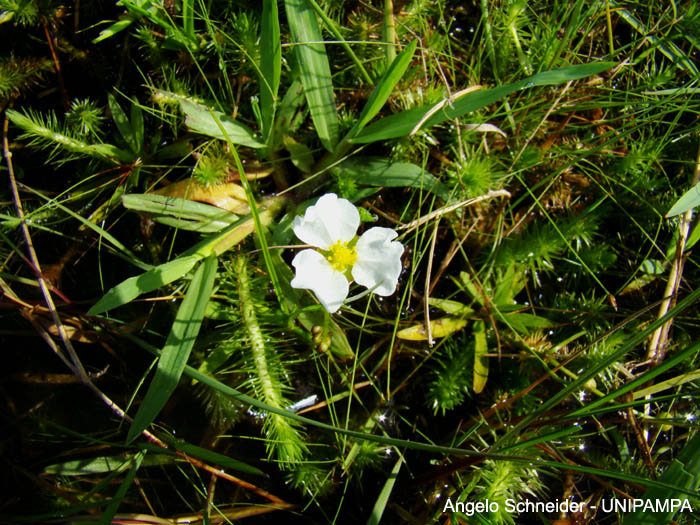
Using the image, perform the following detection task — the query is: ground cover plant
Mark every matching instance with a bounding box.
[2,0,700,523]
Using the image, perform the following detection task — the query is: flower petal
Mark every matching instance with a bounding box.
[292,193,360,249]
[352,227,404,296]
[291,249,349,313]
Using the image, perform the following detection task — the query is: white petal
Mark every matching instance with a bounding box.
[352,227,404,296]
[291,249,349,313]
[292,193,360,249]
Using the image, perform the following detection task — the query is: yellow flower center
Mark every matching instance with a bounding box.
[327,240,357,272]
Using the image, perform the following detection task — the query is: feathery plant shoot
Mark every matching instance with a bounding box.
[2,0,700,523]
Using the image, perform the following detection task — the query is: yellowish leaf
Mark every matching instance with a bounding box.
[473,320,489,394]
[397,317,467,341]
[151,178,250,214]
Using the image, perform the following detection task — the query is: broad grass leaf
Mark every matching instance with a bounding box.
[333,157,451,200]
[87,254,202,315]
[352,62,616,143]
[127,255,218,443]
[666,181,700,217]
[181,100,265,148]
[285,0,339,151]
[428,297,475,317]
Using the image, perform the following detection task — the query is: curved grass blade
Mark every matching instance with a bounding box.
[86,254,202,315]
[351,62,615,144]
[367,455,403,525]
[285,0,339,151]
[126,255,218,443]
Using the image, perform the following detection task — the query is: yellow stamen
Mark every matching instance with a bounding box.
[327,240,357,272]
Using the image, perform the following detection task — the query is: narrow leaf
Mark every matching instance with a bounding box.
[367,456,403,525]
[351,62,615,143]
[108,93,138,154]
[473,320,489,394]
[127,255,218,442]
[87,254,201,315]
[353,40,417,134]
[98,450,146,525]
[285,0,339,151]
[666,181,700,217]
[397,317,467,340]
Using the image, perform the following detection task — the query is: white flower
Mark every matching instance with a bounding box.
[290,193,403,313]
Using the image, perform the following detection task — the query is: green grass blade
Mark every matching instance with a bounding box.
[284,0,339,151]
[367,455,403,525]
[164,439,265,476]
[350,40,417,135]
[98,450,146,525]
[260,0,281,144]
[127,255,218,443]
[666,181,700,217]
[500,285,700,441]
[124,333,700,498]
[180,99,265,148]
[351,62,616,144]
[87,254,202,315]
[181,0,194,40]
[92,18,136,44]
[304,0,372,84]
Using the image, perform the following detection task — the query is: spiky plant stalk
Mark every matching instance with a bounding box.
[235,254,307,468]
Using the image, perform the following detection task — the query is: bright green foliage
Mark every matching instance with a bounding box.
[5,0,700,523]
[0,56,51,102]
[426,338,473,415]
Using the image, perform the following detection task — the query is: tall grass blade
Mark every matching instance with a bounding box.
[260,0,281,144]
[367,456,403,525]
[86,254,202,315]
[351,62,615,143]
[284,0,339,151]
[126,255,218,442]
[98,450,146,525]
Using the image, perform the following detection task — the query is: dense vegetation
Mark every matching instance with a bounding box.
[2,0,700,523]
